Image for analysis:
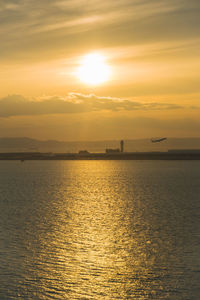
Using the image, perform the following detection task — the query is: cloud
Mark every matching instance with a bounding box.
[1,0,200,62]
[0,93,183,117]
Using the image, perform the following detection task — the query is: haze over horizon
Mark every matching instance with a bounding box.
[0,0,200,140]
[1,136,200,153]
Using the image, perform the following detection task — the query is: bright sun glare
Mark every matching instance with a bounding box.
[77,53,111,85]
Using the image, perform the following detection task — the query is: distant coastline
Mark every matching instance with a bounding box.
[1,137,200,154]
[1,151,200,160]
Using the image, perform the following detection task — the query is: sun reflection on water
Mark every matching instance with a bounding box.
[1,160,199,299]
[39,161,170,299]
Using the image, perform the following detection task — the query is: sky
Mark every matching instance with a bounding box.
[0,0,200,141]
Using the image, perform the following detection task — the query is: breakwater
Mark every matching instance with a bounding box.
[1,151,200,160]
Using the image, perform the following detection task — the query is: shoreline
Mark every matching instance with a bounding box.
[1,152,200,160]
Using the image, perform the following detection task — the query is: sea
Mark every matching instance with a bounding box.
[0,160,200,299]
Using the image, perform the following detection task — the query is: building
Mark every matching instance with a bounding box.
[120,140,124,153]
[78,150,90,155]
[105,148,120,154]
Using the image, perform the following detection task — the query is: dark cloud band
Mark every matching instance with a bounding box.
[0,93,183,117]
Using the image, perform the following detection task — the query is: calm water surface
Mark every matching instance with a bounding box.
[0,160,200,299]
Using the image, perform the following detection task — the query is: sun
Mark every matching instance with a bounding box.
[77,53,111,85]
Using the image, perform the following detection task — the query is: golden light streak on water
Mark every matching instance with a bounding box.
[0,161,200,299]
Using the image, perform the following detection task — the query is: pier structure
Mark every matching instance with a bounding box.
[120,140,124,153]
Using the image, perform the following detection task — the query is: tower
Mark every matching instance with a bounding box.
[120,140,124,153]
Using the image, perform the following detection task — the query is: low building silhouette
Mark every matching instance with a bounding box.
[78,150,90,155]
[105,148,120,154]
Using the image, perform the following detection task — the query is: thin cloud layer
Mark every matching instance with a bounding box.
[1,0,199,61]
[0,93,183,117]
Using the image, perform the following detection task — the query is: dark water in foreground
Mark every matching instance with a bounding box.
[0,161,200,299]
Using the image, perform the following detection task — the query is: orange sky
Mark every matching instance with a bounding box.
[0,0,200,140]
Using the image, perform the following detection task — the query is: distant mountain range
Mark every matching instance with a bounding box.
[0,137,200,153]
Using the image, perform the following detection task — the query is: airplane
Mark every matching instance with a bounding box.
[151,137,167,143]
